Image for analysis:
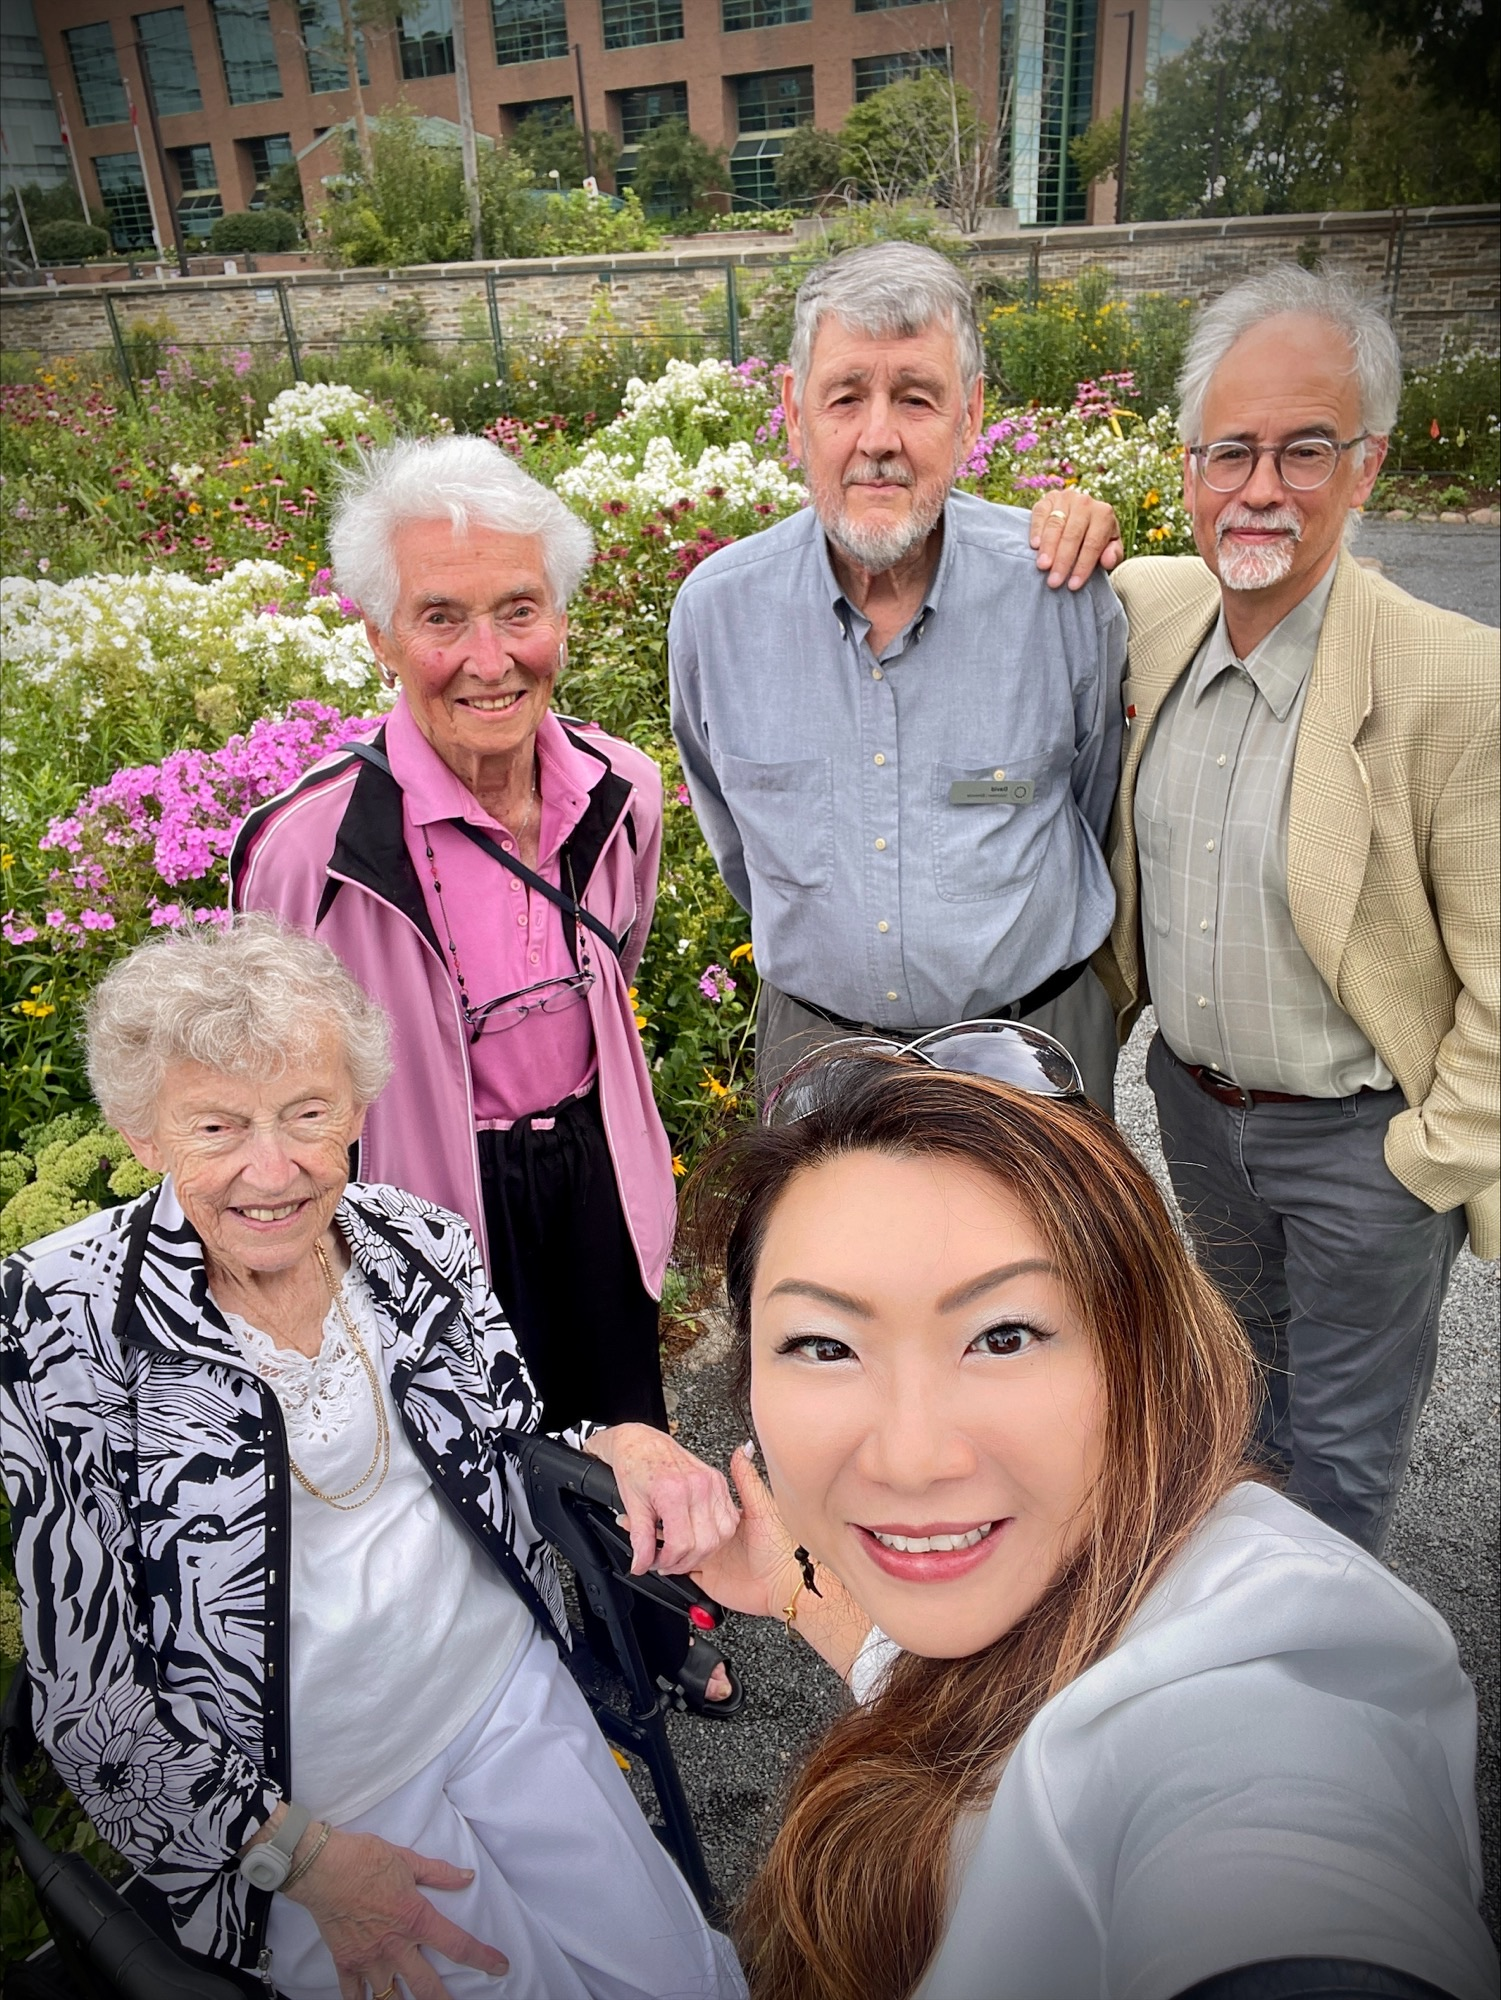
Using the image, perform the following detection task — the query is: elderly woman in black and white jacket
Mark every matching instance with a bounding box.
[0,916,745,2000]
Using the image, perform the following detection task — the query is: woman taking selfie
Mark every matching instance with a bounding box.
[684,1030,1496,2000]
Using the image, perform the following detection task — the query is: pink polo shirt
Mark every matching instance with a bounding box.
[385,696,599,1125]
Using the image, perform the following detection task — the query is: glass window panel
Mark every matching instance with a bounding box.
[854,0,924,10]
[94,150,154,246]
[400,0,455,78]
[506,95,576,130]
[170,142,217,189]
[722,0,810,27]
[209,0,283,104]
[65,22,127,127]
[300,0,368,92]
[616,82,687,147]
[134,8,203,116]
[601,0,684,51]
[245,132,294,205]
[490,0,569,65]
[733,68,813,135]
[852,47,949,101]
[729,134,783,208]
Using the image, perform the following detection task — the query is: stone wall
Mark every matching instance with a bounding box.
[2,205,1495,376]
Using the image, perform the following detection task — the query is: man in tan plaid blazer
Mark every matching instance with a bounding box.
[1096,267,1499,1554]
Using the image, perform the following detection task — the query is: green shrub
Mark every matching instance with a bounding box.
[208,209,300,254]
[983,269,1193,413]
[1391,343,1501,484]
[34,219,109,264]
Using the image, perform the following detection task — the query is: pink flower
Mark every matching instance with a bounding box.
[675,784,691,807]
[78,909,116,930]
[2,917,38,945]
[44,909,67,927]
[698,964,736,1004]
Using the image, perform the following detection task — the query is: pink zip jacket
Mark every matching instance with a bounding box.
[230,715,676,1295]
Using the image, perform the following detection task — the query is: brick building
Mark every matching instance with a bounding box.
[18,0,1157,254]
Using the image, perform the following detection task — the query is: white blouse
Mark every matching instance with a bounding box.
[225,1264,531,1823]
[903,1483,1497,2000]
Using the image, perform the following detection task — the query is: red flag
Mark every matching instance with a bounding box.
[56,93,73,148]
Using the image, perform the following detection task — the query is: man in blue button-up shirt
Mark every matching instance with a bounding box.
[669,243,1127,1105]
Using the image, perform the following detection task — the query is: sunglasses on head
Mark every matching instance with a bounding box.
[762,1019,1086,1128]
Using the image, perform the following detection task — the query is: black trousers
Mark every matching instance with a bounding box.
[478,1089,684,1680]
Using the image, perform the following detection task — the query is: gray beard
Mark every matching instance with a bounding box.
[819,480,949,573]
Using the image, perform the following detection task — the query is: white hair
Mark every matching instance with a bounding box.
[1177,265,1402,447]
[86,915,393,1137]
[330,433,595,630]
[789,242,984,405]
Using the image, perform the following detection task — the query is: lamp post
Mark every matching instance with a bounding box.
[1114,9,1136,227]
[573,43,597,188]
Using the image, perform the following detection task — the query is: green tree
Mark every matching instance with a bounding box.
[839,72,981,209]
[1344,0,1500,113]
[320,107,471,266]
[264,161,307,216]
[2,180,109,234]
[774,125,846,204]
[630,119,729,218]
[508,112,618,191]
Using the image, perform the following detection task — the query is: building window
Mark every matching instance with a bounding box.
[616,82,687,147]
[65,23,127,127]
[504,96,576,132]
[490,0,569,66]
[852,48,949,101]
[722,0,810,26]
[244,132,294,205]
[94,151,154,246]
[134,9,203,115]
[601,0,683,51]
[209,0,282,104]
[729,136,784,209]
[854,0,924,10]
[399,0,455,78]
[300,0,368,93]
[734,67,814,135]
[169,141,223,237]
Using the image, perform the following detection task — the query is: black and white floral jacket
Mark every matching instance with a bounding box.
[0,1178,573,1981]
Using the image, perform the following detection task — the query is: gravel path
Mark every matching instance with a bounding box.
[649,529,1501,1936]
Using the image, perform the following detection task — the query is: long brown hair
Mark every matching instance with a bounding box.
[679,1059,1257,2000]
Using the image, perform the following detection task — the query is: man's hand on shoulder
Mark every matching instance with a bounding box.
[1028,490,1125,590]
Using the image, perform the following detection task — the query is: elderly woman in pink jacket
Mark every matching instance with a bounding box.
[232,434,734,1710]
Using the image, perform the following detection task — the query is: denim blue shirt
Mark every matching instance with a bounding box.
[668,493,1126,1029]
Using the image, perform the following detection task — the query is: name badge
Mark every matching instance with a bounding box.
[948,779,1035,806]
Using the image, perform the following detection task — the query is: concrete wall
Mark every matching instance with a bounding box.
[3,205,1495,374]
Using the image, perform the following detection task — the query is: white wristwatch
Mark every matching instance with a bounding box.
[239,1800,312,1892]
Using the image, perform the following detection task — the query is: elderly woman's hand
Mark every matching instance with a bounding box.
[584,1423,739,1576]
[283,1825,507,2000]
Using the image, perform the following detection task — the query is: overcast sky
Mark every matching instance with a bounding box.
[1159,0,1222,59]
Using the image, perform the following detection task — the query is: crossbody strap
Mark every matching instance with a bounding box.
[342,739,625,958]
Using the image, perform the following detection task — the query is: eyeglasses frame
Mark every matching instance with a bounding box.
[1186,432,1372,493]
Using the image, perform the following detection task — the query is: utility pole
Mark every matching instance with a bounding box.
[1207,65,1226,217]
[451,0,484,256]
[129,47,187,274]
[573,42,597,187]
[1113,9,1136,226]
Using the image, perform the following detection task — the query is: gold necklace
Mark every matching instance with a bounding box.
[282,1242,391,1510]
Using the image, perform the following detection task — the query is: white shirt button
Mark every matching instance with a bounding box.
[1197,995,1208,1008]
[877,920,890,933]
[874,837,887,850]
[1216,754,1227,767]
[993,768,1005,781]
[886,990,898,1001]
[873,753,886,766]
[1199,918,1209,931]
[1205,839,1216,852]
[872,667,884,680]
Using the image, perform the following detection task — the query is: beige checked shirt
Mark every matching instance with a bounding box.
[1135,565,1392,1096]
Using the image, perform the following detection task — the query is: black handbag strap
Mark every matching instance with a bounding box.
[342,739,625,959]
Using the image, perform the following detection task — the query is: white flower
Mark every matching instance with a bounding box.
[258,381,375,444]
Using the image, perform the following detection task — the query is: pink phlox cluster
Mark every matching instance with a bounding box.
[963,417,1043,477]
[1073,373,1137,422]
[2,917,38,945]
[310,567,333,596]
[698,964,736,1003]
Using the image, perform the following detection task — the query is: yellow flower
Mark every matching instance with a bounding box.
[671,1154,686,1177]
[187,502,201,515]
[1144,490,1160,508]
[700,1070,729,1097]
[0,846,13,871]
[729,942,753,963]
[18,1000,55,1019]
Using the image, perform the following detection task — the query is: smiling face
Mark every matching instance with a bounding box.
[366,520,566,791]
[1185,312,1387,610]
[749,1148,1104,1658]
[124,1035,365,1283]
[784,315,984,573]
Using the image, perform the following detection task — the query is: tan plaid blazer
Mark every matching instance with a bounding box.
[1096,550,1499,1259]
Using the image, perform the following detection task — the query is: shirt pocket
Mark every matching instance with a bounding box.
[930,760,1055,905]
[1138,812,1174,935]
[719,754,833,896]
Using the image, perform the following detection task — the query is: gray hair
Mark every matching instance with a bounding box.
[330,433,595,630]
[86,915,393,1137]
[1177,265,1402,447]
[789,243,984,405]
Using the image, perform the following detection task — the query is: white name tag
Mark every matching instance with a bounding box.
[948,779,1035,805]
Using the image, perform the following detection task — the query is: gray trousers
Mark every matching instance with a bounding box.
[755,967,1119,1114]
[1146,1033,1466,1555]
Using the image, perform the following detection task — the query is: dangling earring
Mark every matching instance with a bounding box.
[378,663,398,691]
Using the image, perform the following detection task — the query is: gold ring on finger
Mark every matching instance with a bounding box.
[372,1985,398,2000]
[1048,507,1068,520]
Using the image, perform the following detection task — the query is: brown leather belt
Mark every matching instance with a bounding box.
[1169,1046,1375,1110]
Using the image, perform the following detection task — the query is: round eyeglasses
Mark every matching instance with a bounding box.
[762,1019,1085,1128]
[1187,434,1370,493]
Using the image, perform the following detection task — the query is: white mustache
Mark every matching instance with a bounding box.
[1216,504,1303,544]
[844,458,914,489]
